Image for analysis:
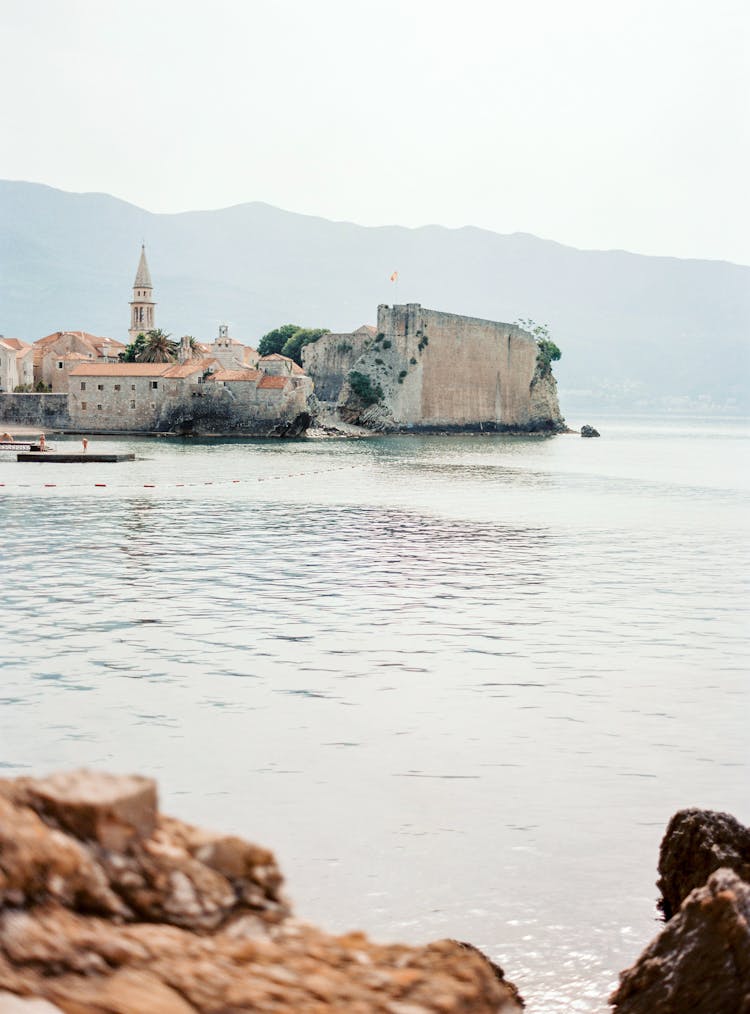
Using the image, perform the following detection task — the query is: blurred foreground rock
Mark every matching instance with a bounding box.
[611,869,750,1014]
[0,771,522,1013]
[611,808,750,1013]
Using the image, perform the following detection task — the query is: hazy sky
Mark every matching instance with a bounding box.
[2,0,748,263]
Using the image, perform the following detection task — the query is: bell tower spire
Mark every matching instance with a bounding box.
[129,244,156,341]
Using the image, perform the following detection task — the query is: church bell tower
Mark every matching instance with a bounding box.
[129,245,156,341]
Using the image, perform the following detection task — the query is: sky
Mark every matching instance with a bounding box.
[1,0,748,264]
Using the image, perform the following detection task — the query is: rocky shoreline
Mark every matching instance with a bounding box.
[0,772,747,1012]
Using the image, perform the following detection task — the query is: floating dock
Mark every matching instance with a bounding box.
[16,452,135,463]
[0,442,42,451]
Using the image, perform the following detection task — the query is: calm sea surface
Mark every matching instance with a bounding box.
[1,416,748,1012]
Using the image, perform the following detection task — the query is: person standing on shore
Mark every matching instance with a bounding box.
[82,437,88,453]
[39,433,46,452]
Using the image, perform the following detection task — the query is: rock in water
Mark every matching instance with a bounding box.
[610,868,750,1014]
[0,770,522,1013]
[580,424,600,437]
[657,808,750,920]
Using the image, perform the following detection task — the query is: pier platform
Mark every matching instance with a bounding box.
[16,452,136,463]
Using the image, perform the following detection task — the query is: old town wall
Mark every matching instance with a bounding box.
[341,304,564,431]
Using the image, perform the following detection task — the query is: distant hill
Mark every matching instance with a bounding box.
[1,180,748,411]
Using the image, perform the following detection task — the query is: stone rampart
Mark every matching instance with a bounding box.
[0,393,71,428]
[302,330,373,402]
[339,304,564,431]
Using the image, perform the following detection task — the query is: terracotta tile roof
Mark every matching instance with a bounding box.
[0,338,30,351]
[354,324,377,336]
[92,339,126,351]
[34,332,125,369]
[290,361,306,375]
[258,375,289,390]
[69,357,218,379]
[259,353,292,362]
[62,352,91,361]
[207,368,262,382]
[162,357,218,379]
[36,331,117,348]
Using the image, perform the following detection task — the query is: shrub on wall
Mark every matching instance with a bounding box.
[348,371,383,406]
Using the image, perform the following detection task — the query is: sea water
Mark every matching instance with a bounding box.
[1,416,748,1012]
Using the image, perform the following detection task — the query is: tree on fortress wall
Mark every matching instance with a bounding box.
[258,324,330,366]
[258,324,301,357]
[515,319,561,377]
[281,327,329,366]
[121,329,178,363]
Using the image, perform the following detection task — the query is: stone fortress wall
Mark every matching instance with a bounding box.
[0,392,71,428]
[301,326,374,402]
[338,304,564,431]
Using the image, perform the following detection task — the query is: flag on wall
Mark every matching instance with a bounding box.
[390,271,398,282]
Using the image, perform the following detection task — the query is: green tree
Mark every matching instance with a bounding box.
[514,319,561,376]
[120,332,148,362]
[136,329,178,363]
[257,324,301,357]
[281,327,329,366]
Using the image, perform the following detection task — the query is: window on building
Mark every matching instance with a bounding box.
[97,384,104,391]
[97,404,102,410]
[81,402,87,410]
[131,385,136,391]
[80,382,86,391]
[57,361,63,369]
[114,384,121,392]
[151,381,158,390]
[130,400,135,409]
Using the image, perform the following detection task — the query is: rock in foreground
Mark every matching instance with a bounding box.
[657,807,750,920]
[580,425,600,437]
[611,868,750,1014]
[0,771,522,1013]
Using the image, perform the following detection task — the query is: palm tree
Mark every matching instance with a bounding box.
[136,329,178,363]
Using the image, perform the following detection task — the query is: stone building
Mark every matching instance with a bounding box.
[129,245,156,340]
[66,354,313,434]
[66,359,218,431]
[203,325,259,370]
[33,331,125,391]
[0,337,34,392]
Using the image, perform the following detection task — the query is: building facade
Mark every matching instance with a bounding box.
[0,338,34,392]
[66,354,313,433]
[33,332,125,391]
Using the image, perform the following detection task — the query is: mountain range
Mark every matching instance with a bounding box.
[1,180,748,411]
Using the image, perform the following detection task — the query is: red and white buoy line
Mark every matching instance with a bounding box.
[0,463,359,492]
